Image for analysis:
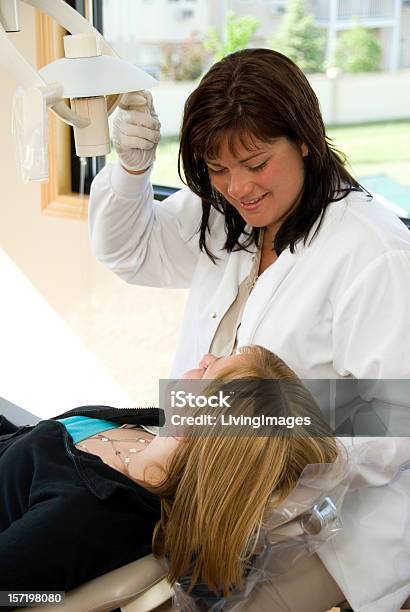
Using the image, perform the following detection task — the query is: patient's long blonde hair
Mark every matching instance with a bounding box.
[150,346,338,595]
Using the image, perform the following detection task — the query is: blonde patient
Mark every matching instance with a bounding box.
[78,346,337,597]
[0,345,337,610]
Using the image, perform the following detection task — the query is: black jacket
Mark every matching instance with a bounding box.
[0,405,165,500]
[0,406,224,609]
[0,406,165,602]
[0,404,164,436]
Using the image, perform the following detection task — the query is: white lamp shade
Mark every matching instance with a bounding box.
[38,54,158,98]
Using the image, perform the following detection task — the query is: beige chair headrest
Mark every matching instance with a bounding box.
[15,554,169,612]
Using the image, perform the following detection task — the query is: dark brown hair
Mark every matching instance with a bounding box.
[178,48,367,261]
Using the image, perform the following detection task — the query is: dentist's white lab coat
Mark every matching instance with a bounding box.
[89,161,410,611]
[89,162,410,380]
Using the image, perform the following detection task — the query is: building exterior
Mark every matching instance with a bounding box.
[101,0,210,75]
[308,0,405,70]
[101,0,410,74]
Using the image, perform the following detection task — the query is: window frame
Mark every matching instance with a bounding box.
[36,8,89,219]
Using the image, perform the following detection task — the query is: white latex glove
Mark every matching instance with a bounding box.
[112,90,161,172]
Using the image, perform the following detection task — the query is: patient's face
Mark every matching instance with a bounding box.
[182,353,245,380]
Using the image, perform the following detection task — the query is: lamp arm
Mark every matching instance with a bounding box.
[20,0,118,57]
[0,9,87,126]
[1,0,129,181]
[0,0,120,126]
[21,0,122,118]
[0,19,45,87]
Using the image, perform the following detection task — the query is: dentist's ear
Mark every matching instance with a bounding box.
[301,143,309,157]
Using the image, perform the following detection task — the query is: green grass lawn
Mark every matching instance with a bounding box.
[327,119,410,188]
[107,119,410,194]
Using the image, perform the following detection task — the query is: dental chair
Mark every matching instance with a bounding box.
[13,492,410,612]
[13,547,410,612]
[15,554,173,612]
[340,600,410,612]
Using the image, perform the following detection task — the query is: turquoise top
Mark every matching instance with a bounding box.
[57,415,121,444]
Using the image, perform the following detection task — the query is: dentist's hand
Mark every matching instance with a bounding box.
[112,90,161,173]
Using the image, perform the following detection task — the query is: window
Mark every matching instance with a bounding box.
[100,0,209,191]
[40,0,410,222]
[98,0,410,222]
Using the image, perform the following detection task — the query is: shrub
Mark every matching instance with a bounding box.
[204,11,260,63]
[333,25,382,73]
[269,0,326,73]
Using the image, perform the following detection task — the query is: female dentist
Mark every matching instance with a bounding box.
[89,48,410,381]
[88,48,410,611]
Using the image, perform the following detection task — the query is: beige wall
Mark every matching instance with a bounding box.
[327,68,410,123]
[154,69,410,136]
[0,4,187,407]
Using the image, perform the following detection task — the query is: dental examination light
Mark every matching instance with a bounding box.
[0,0,157,183]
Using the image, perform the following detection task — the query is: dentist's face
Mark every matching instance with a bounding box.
[182,353,245,380]
[205,133,308,236]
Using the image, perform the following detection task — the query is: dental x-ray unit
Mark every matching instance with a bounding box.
[0,0,157,183]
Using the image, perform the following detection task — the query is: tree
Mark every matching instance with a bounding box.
[160,42,205,81]
[333,25,382,73]
[204,11,260,63]
[268,0,325,73]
